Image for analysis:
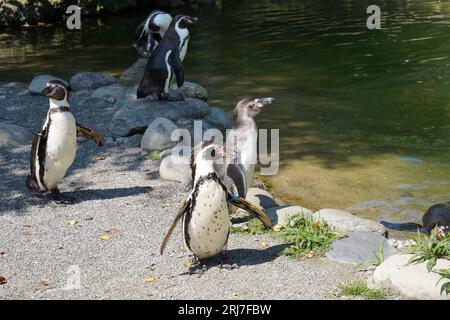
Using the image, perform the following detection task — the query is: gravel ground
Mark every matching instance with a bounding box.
[0,82,358,299]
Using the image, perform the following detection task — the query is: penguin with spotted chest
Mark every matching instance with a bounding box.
[137,15,198,101]
[27,80,104,204]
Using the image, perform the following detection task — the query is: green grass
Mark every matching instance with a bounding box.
[258,176,274,192]
[403,227,450,296]
[230,218,270,235]
[146,150,161,161]
[338,281,386,300]
[279,214,341,258]
[368,240,385,266]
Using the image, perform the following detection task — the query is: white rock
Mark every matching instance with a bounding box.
[141,118,179,151]
[28,75,68,94]
[371,253,450,300]
[266,205,313,225]
[159,154,192,185]
[245,187,277,210]
[313,208,386,234]
[70,72,117,91]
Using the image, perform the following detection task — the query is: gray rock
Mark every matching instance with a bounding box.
[370,253,450,300]
[266,205,313,225]
[91,84,128,103]
[69,89,94,107]
[0,122,30,148]
[313,208,387,235]
[118,58,147,85]
[246,187,277,210]
[326,231,397,266]
[141,118,178,151]
[159,154,192,185]
[28,75,67,94]
[177,82,208,101]
[70,72,117,91]
[110,98,209,138]
[126,134,143,148]
[202,106,233,131]
[159,145,191,160]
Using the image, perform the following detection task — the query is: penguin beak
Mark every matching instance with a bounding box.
[253,97,275,110]
[185,16,198,24]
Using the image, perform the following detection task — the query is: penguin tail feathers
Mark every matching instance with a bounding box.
[231,197,274,229]
[137,77,161,99]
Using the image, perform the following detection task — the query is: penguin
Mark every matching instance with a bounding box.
[136,15,198,100]
[132,10,173,58]
[380,202,450,234]
[226,97,275,194]
[27,80,104,204]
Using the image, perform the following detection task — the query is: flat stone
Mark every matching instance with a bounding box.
[69,72,117,91]
[140,118,178,151]
[245,187,277,210]
[109,98,209,138]
[28,75,67,94]
[159,154,192,185]
[266,205,313,225]
[0,122,30,148]
[326,231,398,266]
[370,253,450,300]
[313,208,387,235]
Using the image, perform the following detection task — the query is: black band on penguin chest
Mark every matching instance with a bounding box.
[49,106,71,114]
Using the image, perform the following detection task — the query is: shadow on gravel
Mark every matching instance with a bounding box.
[67,186,147,202]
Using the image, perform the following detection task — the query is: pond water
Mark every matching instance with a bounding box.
[1,0,449,224]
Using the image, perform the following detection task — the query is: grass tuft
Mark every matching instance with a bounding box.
[146,150,161,161]
[338,280,386,300]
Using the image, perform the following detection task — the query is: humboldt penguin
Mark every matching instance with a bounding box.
[160,143,273,274]
[27,81,104,204]
[380,202,450,234]
[132,10,172,58]
[227,97,275,194]
[136,15,198,100]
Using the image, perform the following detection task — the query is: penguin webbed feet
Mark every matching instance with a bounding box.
[51,188,76,205]
[187,255,207,276]
[218,251,239,271]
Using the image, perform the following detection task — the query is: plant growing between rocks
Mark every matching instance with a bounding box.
[146,150,161,161]
[337,280,386,300]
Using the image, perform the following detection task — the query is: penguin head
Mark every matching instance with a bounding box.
[197,144,227,164]
[41,81,68,101]
[233,97,275,120]
[172,15,198,31]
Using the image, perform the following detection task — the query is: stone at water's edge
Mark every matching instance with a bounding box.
[313,208,387,235]
[370,253,450,300]
[141,118,179,151]
[177,82,209,102]
[110,98,209,138]
[326,231,397,266]
[28,75,68,95]
[265,205,313,225]
[0,122,30,148]
[159,154,192,185]
[70,72,117,91]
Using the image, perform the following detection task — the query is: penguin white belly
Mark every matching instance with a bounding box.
[179,37,189,62]
[185,181,230,259]
[164,50,173,93]
[43,112,77,190]
[238,131,257,191]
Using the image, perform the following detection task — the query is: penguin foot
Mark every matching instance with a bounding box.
[187,255,207,275]
[158,91,184,102]
[51,188,75,205]
[218,252,239,270]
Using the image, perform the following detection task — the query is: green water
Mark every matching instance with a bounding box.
[0,0,449,223]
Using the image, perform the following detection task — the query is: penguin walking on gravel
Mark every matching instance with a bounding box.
[132,10,173,58]
[137,15,198,100]
[27,80,104,204]
[160,143,273,274]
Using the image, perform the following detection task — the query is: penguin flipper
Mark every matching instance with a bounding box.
[171,50,185,88]
[160,197,192,255]
[76,123,105,146]
[231,197,273,229]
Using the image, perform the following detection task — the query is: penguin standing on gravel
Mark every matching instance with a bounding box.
[137,15,198,100]
[132,10,173,58]
[160,143,272,274]
[27,80,104,204]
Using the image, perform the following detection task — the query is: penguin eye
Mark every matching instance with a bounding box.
[211,149,216,157]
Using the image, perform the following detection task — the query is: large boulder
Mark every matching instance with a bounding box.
[202,106,233,131]
[245,188,277,210]
[370,253,450,300]
[265,205,313,225]
[177,82,208,101]
[118,58,147,85]
[159,154,192,185]
[141,118,179,151]
[326,231,397,266]
[110,98,209,137]
[69,72,117,91]
[0,122,30,148]
[313,209,386,235]
[28,75,68,94]
[90,83,127,103]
